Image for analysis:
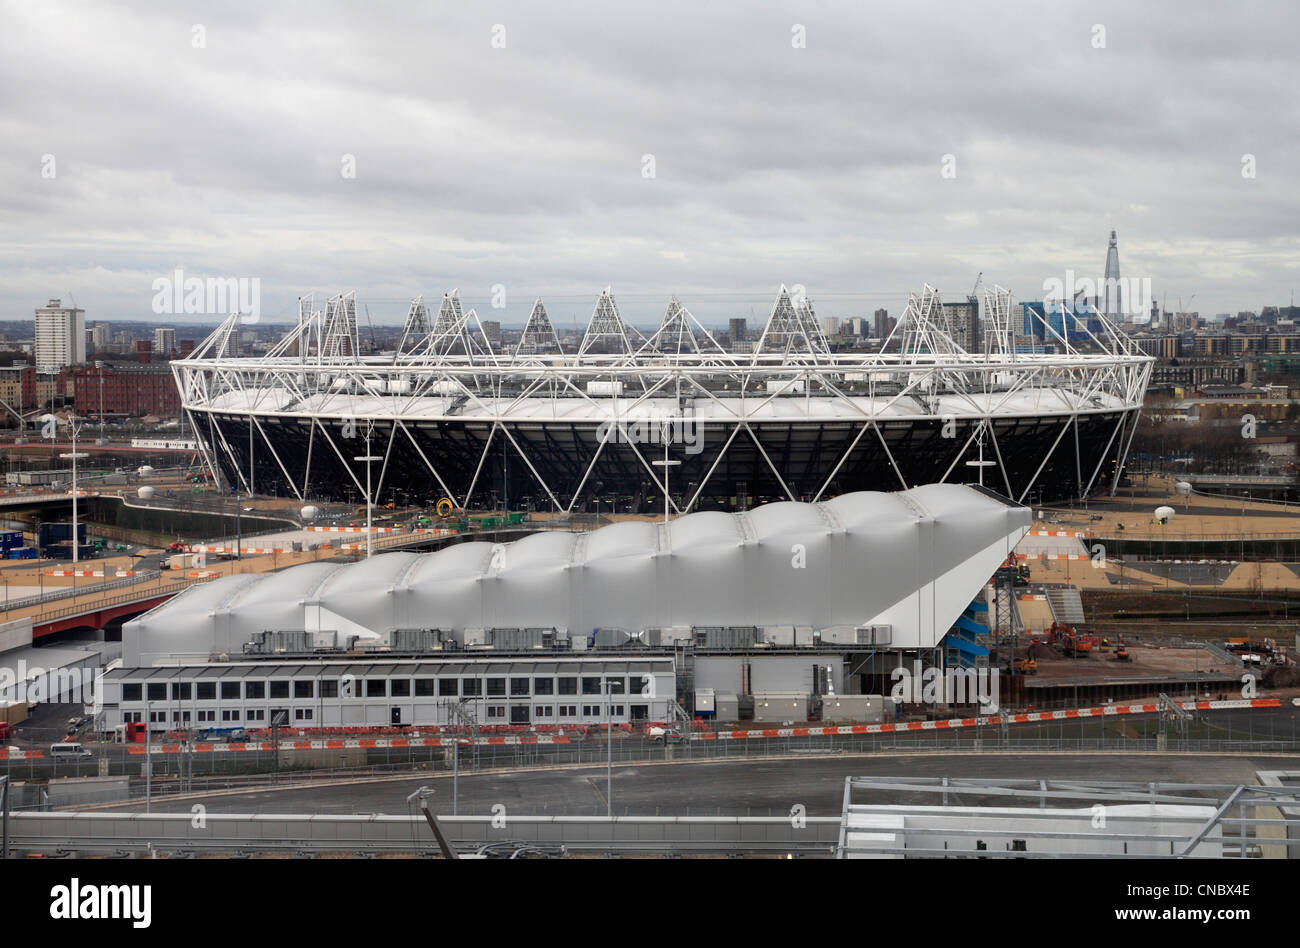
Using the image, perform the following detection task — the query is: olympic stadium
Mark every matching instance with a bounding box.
[173,283,1153,511]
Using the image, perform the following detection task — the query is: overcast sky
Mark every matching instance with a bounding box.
[1,1,1297,329]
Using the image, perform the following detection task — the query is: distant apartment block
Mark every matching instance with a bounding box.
[34,298,86,370]
[942,297,980,351]
[0,363,36,411]
[154,327,176,356]
[873,308,889,339]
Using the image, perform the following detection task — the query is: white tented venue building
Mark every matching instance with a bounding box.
[102,484,1030,732]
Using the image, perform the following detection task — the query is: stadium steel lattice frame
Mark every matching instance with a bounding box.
[172,283,1153,512]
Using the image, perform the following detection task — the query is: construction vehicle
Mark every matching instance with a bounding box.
[1050,623,1093,658]
[1012,657,1038,675]
[1114,646,1131,661]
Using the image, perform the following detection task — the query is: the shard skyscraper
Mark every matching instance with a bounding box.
[1103,230,1123,318]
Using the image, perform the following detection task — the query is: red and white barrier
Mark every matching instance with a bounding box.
[0,697,1267,759]
[696,698,1281,741]
[43,569,105,577]
[1014,553,1090,561]
[306,526,398,534]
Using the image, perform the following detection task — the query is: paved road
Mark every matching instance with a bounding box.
[94,752,1299,818]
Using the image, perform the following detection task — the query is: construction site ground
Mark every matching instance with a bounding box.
[1015,640,1240,682]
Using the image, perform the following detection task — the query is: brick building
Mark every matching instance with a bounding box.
[67,362,182,418]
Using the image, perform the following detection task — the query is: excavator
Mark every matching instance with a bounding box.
[1050,623,1093,658]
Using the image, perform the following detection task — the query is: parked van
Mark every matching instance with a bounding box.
[49,742,93,759]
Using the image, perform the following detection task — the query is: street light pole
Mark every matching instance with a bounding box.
[606,679,613,820]
[651,426,682,526]
[59,414,88,565]
[145,699,152,814]
[355,440,382,560]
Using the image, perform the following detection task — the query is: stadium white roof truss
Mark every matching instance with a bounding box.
[175,282,1152,511]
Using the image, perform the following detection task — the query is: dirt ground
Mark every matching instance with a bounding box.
[1024,641,1239,681]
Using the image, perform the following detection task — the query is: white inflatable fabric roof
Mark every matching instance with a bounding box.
[124,484,1030,666]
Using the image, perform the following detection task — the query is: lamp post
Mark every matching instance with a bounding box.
[605,678,616,820]
[651,426,682,526]
[355,442,382,559]
[965,427,996,488]
[59,414,88,565]
[145,699,152,814]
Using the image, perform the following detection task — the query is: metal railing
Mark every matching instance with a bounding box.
[2,569,171,616]
[29,577,209,624]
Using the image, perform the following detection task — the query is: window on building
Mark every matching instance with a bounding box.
[246,681,265,699]
[149,710,166,723]
[510,706,530,724]
[147,683,166,701]
[172,682,191,700]
[270,681,290,699]
[196,682,216,700]
[536,706,553,717]
[320,680,338,698]
[122,683,142,701]
[463,679,482,697]
[559,705,576,717]
[366,679,386,698]
[246,709,265,722]
[509,678,530,696]
[197,710,215,722]
[294,708,314,721]
[605,678,625,694]
[534,678,554,696]
[558,677,577,695]
[221,710,239,722]
[486,677,505,697]
[414,678,435,697]
[220,681,240,700]
[629,676,647,696]
[293,680,312,699]
[486,705,505,719]
[391,679,411,697]
[435,678,456,697]
[582,677,601,695]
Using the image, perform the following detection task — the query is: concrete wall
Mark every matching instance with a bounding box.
[694,655,844,696]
